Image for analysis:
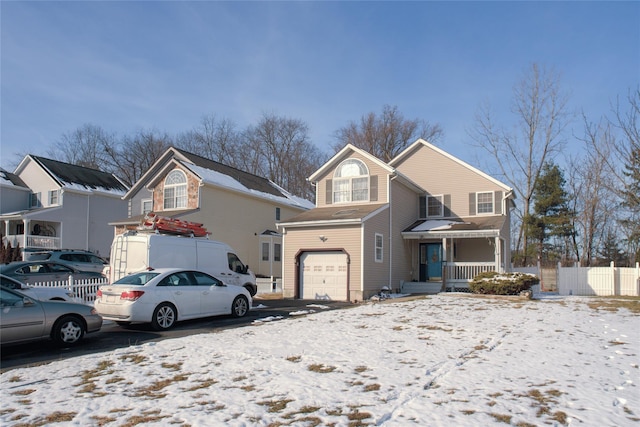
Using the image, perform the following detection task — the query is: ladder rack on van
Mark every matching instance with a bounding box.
[137,212,210,238]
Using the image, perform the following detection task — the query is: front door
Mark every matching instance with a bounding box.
[419,243,442,281]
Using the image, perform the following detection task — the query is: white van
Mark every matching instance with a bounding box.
[109,232,257,296]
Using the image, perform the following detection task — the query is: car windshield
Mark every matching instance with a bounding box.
[114,272,159,286]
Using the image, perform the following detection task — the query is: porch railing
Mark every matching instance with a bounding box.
[445,262,496,283]
[3,234,61,250]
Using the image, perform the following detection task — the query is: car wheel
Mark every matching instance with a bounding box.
[231,295,249,318]
[151,303,177,330]
[52,315,85,345]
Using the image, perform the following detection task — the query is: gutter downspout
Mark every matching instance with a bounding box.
[389,175,396,289]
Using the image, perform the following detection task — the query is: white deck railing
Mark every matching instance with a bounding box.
[3,234,61,250]
[445,262,496,282]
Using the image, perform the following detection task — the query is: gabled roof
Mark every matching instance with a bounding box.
[389,139,514,194]
[308,144,394,182]
[307,144,424,193]
[0,168,29,189]
[125,147,313,210]
[15,156,128,195]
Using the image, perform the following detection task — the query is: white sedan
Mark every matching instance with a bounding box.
[0,274,76,302]
[95,268,251,330]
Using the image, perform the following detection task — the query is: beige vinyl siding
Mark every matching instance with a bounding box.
[394,145,505,217]
[389,179,421,289]
[455,238,494,262]
[362,209,390,298]
[315,152,389,208]
[281,225,361,300]
[175,185,305,278]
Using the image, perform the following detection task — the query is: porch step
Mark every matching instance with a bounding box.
[400,281,444,295]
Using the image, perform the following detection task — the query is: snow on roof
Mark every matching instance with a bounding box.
[410,219,470,232]
[185,163,313,209]
[31,156,128,196]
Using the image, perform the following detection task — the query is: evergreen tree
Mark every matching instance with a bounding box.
[598,229,628,266]
[528,163,575,263]
[620,146,640,263]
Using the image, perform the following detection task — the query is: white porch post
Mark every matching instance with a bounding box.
[22,219,29,249]
[494,236,502,273]
[3,220,9,239]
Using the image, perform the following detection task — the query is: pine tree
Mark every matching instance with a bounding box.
[529,163,575,263]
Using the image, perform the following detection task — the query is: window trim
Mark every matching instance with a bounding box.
[426,195,444,217]
[262,242,270,261]
[374,233,384,263]
[476,191,494,215]
[30,192,41,208]
[332,159,370,204]
[48,189,60,206]
[142,199,153,215]
[163,170,187,210]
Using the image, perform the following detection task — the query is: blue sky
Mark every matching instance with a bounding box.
[1,1,638,172]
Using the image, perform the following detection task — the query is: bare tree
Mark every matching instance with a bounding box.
[243,113,323,200]
[470,63,571,266]
[333,105,443,162]
[175,115,242,166]
[582,88,640,264]
[568,116,617,265]
[103,129,172,187]
[48,123,114,169]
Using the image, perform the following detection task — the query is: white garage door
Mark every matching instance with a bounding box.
[300,252,348,300]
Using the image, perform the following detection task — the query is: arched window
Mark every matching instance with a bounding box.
[163,170,187,210]
[333,159,369,203]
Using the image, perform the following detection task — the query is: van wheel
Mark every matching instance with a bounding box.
[244,284,257,296]
[152,303,177,330]
[231,295,249,318]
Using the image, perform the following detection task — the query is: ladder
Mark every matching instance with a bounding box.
[112,234,128,282]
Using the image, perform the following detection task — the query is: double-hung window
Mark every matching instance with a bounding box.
[333,159,369,203]
[48,189,60,205]
[375,233,383,263]
[476,191,494,214]
[427,195,443,217]
[163,170,187,210]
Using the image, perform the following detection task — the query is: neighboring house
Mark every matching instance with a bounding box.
[110,147,314,278]
[0,156,129,259]
[277,139,515,301]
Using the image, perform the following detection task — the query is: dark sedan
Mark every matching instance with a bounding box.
[0,286,103,346]
[0,261,105,285]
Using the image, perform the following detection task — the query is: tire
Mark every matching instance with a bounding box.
[231,295,249,318]
[244,284,257,297]
[52,315,85,345]
[151,303,177,330]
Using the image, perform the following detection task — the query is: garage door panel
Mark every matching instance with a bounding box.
[301,252,347,301]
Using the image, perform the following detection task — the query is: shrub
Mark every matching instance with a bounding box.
[469,271,539,295]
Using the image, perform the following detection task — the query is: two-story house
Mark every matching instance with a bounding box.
[277,139,515,301]
[111,147,314,278]
[0,156,129,258]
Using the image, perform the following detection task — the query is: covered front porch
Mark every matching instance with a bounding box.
[1,216,62,255]
[400,217,509,294]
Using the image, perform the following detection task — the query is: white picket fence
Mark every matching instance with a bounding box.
[512,262,640,296]
[31,276,109,305]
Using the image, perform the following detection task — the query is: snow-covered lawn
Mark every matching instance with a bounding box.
[1,294,638,426]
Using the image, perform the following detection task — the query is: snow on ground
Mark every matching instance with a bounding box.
[1,294,638,426]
